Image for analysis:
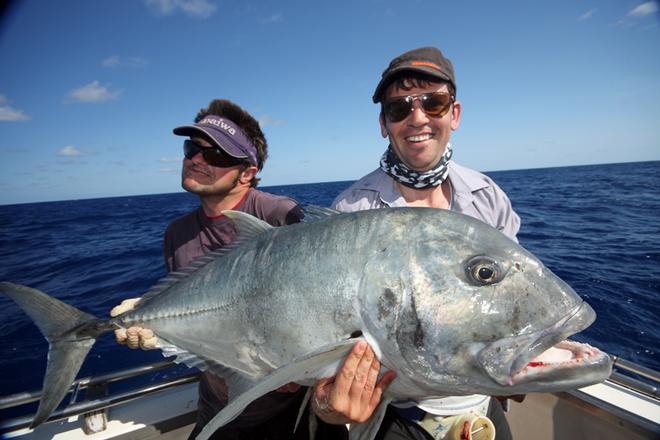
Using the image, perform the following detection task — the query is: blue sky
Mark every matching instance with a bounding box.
[0,0,658,205]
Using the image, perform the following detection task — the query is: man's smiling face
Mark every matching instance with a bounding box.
[380,81,461,172]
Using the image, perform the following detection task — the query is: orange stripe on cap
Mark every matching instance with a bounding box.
[411,61,441,70]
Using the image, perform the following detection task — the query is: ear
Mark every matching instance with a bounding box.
[450,100,462,131]
[379,113,389,139]
[238,166,258,185]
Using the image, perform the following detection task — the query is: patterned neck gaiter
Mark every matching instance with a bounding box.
[380,143,453,189]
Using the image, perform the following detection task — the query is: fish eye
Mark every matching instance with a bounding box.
[465,256,502,285]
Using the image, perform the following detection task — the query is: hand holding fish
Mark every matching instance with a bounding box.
[312,340,396,424]
[111,297,158,350]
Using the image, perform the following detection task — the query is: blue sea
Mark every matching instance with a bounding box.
[1,161,659,415]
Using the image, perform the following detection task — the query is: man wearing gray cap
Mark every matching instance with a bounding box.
[112,99,350,439]
[327,47,520,439]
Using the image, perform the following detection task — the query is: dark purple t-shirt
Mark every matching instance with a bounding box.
[164,188,304,272]
[162,188,305,429]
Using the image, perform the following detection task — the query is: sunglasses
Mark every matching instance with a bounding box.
[383,90,455,123]
[183,140,247,168]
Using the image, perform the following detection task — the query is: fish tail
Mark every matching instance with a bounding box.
[0,281,108,427]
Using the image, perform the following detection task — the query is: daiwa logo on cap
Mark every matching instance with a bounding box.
[200,117,236,136]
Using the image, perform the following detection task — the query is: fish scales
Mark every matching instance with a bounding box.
[127,214,370,369]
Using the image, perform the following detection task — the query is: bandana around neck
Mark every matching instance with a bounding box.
[379,143,453,189]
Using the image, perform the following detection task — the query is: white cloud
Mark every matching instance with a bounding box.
[0,106,30,121]
[578,8,597,21]
[628,1,659,17]
[102,55,148,68]
[160,157,182,163]
[102,55,120,67]
[259,115,286,127]
[143,0,217,18]
[616,2,659,28]
[57,145,92,157]
[260,13,283,24]
[159,168,179,173]
[68,81,121,103]
[0,95,30,121]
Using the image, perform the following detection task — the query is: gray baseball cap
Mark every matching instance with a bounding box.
[372,46,456,103]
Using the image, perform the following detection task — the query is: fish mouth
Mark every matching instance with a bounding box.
[479,301,613,390]
[509,340,612,387]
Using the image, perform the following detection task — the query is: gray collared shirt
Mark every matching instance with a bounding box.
[331,161,520,241]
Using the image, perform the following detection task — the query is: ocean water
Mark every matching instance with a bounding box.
[0,161,658,411]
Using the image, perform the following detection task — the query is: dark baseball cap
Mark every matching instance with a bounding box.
[173,115,258,166]
[372,46,456,103]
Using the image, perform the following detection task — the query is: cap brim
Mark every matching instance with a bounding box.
[172,125,249,160]
[372,66,454,103]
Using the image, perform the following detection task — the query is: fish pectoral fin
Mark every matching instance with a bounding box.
[348,396,393,440]
[196,339,359,440]
[295,386,314,435]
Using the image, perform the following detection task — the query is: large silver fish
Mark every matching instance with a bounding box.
[1,207,612,439]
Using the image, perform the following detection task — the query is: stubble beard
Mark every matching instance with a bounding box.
[391,137,447,172]
[181,166,241,197]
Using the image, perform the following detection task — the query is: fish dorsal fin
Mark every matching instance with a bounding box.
[221,210,273,242]
[302,205,341,222]
[196,339,359,440]
[137,211,273,304]
[138,268,203,304]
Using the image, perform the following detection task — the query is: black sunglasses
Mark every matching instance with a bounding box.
[183,140,247,168]
[383,90,455,123]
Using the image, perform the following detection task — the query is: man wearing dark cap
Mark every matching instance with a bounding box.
[112,99,351,439]
[328,47,520,439]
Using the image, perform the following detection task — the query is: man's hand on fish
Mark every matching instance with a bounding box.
[110,297,159,350]
[312,340,396,424]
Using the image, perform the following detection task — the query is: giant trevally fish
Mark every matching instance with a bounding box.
[1,207,613,439]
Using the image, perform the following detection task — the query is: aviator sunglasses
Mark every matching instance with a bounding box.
[183,139,247,168]
[383,90,455,123]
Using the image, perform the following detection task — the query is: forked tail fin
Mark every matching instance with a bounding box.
[0,282,106,427]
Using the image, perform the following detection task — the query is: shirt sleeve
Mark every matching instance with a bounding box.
[247,191,305,226]
[490,182,521,242]
[266,198,304,226]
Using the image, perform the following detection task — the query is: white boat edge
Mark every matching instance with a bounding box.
[1,359,658,440]
[1,381,198,440]
[507,379,659,440]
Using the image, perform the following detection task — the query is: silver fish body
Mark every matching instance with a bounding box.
[1,207,612,439]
